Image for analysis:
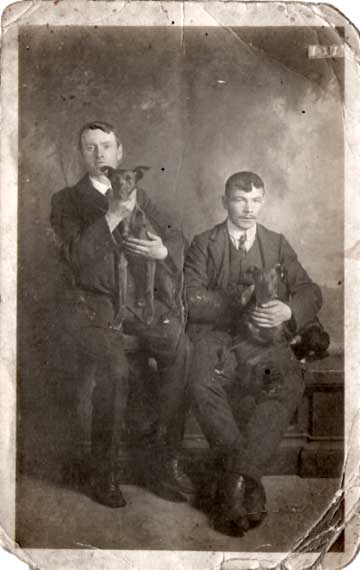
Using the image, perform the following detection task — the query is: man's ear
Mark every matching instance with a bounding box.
[116,143,123,164]
[221,195,228,211]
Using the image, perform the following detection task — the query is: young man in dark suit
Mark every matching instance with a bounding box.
[184,171,322,534]
[51,121,192,507]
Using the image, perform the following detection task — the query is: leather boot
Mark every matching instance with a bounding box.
[243,477,267,527]
[211,470,250,535]
[144,447,194,502]
[161,451,195,495]
[90,463,126,508]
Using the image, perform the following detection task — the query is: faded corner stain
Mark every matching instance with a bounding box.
[345,241,360,261]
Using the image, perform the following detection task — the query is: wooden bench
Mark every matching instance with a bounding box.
[182,352,344,478]
[71,349,344,482]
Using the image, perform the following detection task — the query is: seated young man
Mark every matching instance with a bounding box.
[50,121,192,507]
[184,171,322,535]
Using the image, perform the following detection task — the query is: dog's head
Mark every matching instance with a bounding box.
[100,166,150,200]
[246,264,287,305]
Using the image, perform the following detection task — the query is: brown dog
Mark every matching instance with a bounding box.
[231,265,329,361]
[101,165,156,327]
[242,264,287,345]
[101,166,179,329]
[215,264,287,373]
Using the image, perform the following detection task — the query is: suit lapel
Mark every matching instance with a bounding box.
[76,174,109,216]
[256,224,280,268]
[208,221,230,289]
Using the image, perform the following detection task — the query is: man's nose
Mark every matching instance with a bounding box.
[94,146,103,158]
[244,203,253,212]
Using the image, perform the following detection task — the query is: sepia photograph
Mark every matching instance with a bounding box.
[1,1,359,569]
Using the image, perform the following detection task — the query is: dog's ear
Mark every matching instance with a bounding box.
[133,166,151,181]
[239,284,255,307]
[274,263,287,281]
[100,165,115,180]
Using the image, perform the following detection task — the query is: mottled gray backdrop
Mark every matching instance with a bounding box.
[17,25,344,485]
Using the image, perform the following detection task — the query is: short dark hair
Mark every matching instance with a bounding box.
[225,171,264,197]
[78,121,121,150]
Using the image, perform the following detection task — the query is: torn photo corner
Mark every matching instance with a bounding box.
[0,1,359,569]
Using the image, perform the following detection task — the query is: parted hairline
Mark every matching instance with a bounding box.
[225,171,264,196]
[78,121,122,150]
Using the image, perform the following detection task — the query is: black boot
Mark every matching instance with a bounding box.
[144,447,194,502]
[243,477,267,527]
[211,470,250,535]
[161,450,195,495]
[89,459,127,508]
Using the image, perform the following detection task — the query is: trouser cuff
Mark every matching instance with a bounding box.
[226,453,262,483]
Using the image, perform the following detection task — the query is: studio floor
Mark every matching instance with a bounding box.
[16,474,340,552]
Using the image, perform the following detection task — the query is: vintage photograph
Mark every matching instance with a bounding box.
[1,1,359,569]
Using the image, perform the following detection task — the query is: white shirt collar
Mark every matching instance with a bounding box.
[89,176,112,195]
[226,218,257,251]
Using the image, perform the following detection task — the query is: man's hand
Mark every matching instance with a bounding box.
[105,189,135,231]
[123,231,168,260]
[247,300,292,328]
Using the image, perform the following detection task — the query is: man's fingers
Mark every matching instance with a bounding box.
[259,300,280,308]
[252,322,276,329]
[249,308,275,318]
[145,231,160,241]
[123,244,149,254]
[248,313,278,325]
[124,237,152,246]
[249,317,274,326]
[248,313,273,323]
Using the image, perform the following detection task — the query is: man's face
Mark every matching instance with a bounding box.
[222,185,265,230]
[80,128,123,178]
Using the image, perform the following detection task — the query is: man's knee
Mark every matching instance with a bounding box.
[190,355,226,405]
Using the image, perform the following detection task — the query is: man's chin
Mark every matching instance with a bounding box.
[89,166,112,177]
[234,219,256,230]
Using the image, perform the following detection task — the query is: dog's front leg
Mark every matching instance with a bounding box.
[112,250,128,330]
[143,260,156,325]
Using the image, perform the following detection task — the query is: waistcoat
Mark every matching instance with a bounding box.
[228,236,265,287]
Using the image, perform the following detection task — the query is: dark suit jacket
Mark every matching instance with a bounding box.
[184,221,322,333]
[50,174,184,313]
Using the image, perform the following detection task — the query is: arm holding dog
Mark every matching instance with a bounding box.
[184,232,234,324]
[246,235,322,331]
[134,187,186,274]
[278,234,322,330]
[123,232,168,261]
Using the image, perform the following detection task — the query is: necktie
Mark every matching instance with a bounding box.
[238,233,247,254]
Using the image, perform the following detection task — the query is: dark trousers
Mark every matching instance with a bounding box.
[189,331,304,481]
[61,293,190,471]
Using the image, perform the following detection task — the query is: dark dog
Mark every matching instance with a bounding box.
[225,264,329,364]
[214,264,287,374]
[246,264,287,344]
[231,264,287,347]
[101,166,178,329]
[290,318,330,361]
